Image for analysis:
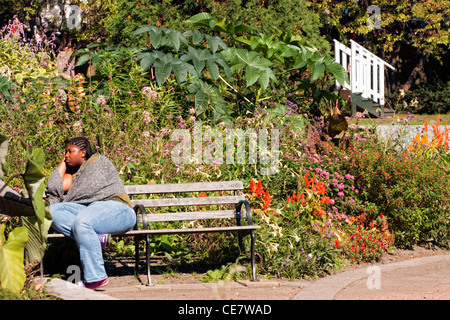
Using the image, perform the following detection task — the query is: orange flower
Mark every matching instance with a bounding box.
[320,196,332,204]
[249,179,256,193]
[199,192,207,197]
[304,170,327,194]
[255,179,264,197]
[314,208,326,215]
[304,171,311,188]
[312,181,326,195]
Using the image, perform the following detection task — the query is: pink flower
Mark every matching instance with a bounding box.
[337,192,345,197]
[345,174,355,180]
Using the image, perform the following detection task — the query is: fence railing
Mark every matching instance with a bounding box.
[334,39,395,106]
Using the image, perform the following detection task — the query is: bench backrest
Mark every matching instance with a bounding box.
[124,181,248,223]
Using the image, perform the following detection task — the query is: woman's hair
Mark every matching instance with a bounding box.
[66,137,94,159]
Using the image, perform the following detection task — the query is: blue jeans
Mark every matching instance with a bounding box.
[50,200,136,283]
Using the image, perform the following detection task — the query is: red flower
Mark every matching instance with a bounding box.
[334,238,340,247]
[287,196,293,204]
[255,179,264,197]
[263,189,272,209]
[320,196,331,204]
[249,179,256,193]
[199,192,207,197]
[304,170,311,188]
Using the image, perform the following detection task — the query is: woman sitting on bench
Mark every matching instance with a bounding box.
[46,137,136,290]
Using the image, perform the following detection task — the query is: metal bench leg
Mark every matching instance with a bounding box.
[145,234,154,286]
[250,230,258,282]
[134,236,140,275]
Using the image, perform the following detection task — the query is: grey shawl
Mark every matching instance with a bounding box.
[46,154,127,206]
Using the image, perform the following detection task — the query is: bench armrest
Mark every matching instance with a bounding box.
[235,199,254,226]
[133,204,149,230]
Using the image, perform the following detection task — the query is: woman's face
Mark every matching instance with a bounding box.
[64,144,86,168]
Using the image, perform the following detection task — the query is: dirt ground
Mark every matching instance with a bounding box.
[95,244,449,300]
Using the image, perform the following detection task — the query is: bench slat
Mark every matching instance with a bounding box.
[131,195,245,208]
[136,210,242,222]
[47,225,260,239]
[125,226,260,235]
[125,181,244,195]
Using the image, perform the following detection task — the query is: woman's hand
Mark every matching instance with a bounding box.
[56,158,67,177]
[56,158,73,192]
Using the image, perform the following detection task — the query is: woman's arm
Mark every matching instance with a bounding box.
[56,159,73,192]
[45,158,73,205]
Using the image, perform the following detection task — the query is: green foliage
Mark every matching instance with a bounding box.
[200,261,246,282]
[0,225,28,293]
[222,48,276,89]
[311,0,449,57]
[105,0,330,52]
[402,81,450,114]
[0,76,12,101]
[0,32,57,85]
[1,10,449,286]
[342,224,388,263]
[0,140,51,295]
[185,12,258,36]
[21,146,52,265]
[105,0,189,47]
[336,127,450,248]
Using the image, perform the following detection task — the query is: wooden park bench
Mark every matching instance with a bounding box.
[1,180,260,285]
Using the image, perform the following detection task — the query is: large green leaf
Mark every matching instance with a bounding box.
[187,79,230,122]
[0,225,28,293]
[153,53,174,87]
[0,76,12,101]
[180,47,231,81]
[21,147,52,264]
[133,25,186,51]
[185,12,214,25]
[185,13,258,36]
[323,55,349,88]
[310,58,326,82]
[227,49,276,89]
[138,51,158,72]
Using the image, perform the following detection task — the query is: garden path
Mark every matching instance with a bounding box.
[45,245,450,300]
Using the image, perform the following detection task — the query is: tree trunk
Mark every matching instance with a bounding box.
[386,43,401,92]
[401,53,429,92]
